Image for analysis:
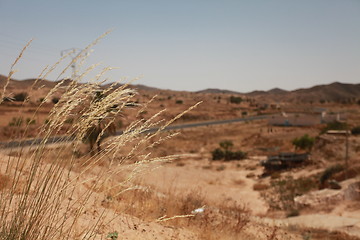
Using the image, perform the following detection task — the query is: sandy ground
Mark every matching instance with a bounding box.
[136,158,268,215]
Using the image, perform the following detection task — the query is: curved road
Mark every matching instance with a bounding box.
[0,114,272,149]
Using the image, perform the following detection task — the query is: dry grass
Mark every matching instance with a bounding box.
[0,33,200,240]
[102,184,250,240]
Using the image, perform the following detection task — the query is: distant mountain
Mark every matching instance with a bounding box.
[196,88,241,94]
[267,88,288,95]
[290,82,360,102]
[247,82,360,103]
[247,90,267,96]
[1,74,359,103]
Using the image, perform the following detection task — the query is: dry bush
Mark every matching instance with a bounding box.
[102,185,250,239]
[0,34,200,240]
[262,176,318,215]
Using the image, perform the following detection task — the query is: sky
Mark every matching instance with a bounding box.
[0,0,359,93]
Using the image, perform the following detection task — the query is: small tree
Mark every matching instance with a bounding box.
[292,134,315,152]
[229,96,242,104]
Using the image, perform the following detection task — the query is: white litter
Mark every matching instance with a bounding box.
[191,206,205,214]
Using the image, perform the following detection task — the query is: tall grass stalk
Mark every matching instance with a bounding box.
[0,33,199,239]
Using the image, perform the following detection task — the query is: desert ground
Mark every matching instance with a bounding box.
[0,76,360,239]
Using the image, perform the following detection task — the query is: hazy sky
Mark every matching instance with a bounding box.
[0,0,359,92]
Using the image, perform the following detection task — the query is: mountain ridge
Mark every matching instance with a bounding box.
[0,74,359,103]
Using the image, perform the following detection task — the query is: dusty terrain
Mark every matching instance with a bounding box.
[0,77,360,239]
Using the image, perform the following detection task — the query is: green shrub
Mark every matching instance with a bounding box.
[211,140,247,161]
[292,134,315,152]
[219,140,233,151]
[212,148,224,160]
[224,150,247,161]
[107,231,118,240]
[175,100,183,104]
[229,96,242,104]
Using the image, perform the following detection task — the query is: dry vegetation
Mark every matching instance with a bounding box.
[0,35,360,240]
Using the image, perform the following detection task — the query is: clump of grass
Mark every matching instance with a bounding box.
[0,33,200,240]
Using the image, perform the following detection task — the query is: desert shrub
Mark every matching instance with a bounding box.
[229,96,242,104]
[175,99,183,104]
[320,164,344,186]
[13,92,28,101]
[8,117,23,126]
[351,126,360,135]
[292,134,315,152]
[321,121,348,134]
[51,97,60,104]
[107,231,118,240]
[211,140,247,161]
[211,148,224,160]
[26,118,36,125]
[266,176,317,212]
[224,150,247,161]
[219,140,233,151]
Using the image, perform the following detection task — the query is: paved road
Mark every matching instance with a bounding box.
[0,114,271,149]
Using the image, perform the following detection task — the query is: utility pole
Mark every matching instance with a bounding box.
[345,126,349,179]
[61,48,89,80]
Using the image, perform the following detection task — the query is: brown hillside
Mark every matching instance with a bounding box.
[247,82,360,103]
